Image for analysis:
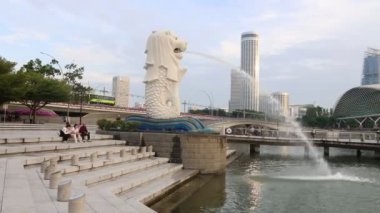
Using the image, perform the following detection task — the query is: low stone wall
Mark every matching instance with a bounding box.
[180,134,226,174]
[97,131,226,174]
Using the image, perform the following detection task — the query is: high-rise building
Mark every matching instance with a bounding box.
[259,94,272,115]
[229,69,243,112]
[241,32,260,111]
[362,48,380,85]
[289,104,313,119]
[272,92,289,116]
[112,76,130,107]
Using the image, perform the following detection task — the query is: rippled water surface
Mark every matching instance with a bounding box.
[173,145,380,213]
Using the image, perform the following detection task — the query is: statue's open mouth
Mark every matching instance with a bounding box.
[174,48,182,53]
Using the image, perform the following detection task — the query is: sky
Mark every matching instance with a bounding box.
[1,0,380,110]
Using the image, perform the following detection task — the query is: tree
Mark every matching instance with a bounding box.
[15,71,70,123]
[0,57,17,105]
[62,63,92,104]
[301,106,335,128]
[21,58,61,77]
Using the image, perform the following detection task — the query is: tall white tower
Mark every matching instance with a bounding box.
[112,76,130,107]
[241,32,260,111]
[272,92,289,116]
[229,69,243,112]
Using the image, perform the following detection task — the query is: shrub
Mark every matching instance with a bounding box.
[97,119,140,131]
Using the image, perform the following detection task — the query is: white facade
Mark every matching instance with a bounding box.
[241,32,260,111]
[229,69,243,112]
[289,104,313,119]
[112,76,130,107]
[272,92,289,116]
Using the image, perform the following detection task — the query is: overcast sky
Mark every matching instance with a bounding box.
[1,0,380,109]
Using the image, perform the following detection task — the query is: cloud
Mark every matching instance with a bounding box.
[56,44,123,65]
[0,28,49,44]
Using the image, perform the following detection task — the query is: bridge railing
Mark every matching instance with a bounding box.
[227,128,380,144]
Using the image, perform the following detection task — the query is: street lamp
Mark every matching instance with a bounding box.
[40,52,70,122]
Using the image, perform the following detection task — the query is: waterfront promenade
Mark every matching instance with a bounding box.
[0,124,200,213]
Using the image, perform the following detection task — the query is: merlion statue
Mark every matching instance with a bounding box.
[143,31,187,119]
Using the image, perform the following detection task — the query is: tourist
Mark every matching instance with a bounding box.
[60,122,74,142]
[73,124,82,143]
[79,123,91,142]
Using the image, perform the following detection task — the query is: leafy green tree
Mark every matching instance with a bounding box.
[21,58,61,77]
[0,57,17,105]
[16,72,70,123]
[301,106,335,128]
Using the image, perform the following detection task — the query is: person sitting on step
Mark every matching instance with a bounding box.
[79,123,91,142]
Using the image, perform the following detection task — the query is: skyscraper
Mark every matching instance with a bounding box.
[362,48,380,85]
[272,92,289,116]
[112,76,130,107]
[241,32,260,111]
[229,69,243,112]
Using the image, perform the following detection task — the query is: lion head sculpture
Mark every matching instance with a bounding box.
[143,30,187,119]
[144,31,187,83]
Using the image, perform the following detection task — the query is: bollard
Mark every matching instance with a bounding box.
[140,146,147,154]
[106,151,113,160]
[71,155,79,166]
[68,193,86,213]
[120,149,126,158]
[49,171,62,189]
[147,145,153,153]
[57,180,72,202]
[44,164,56,180]
[90,152,98,162]
[40,160,49,173]
[50,158,58,167]
[131,148,137,155]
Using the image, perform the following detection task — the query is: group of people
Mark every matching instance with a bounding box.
[60,122,90,143]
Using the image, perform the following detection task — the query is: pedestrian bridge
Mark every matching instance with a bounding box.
[226,129,380,157]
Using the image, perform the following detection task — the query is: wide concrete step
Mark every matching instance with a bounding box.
[89,163,183,195]
[58,157,168,185]
[0,134,113,144]
[1,159,37,213]
[0,140,126,156]
[24,145,138,166]
[120,169,199,204]
[58,152,156,175]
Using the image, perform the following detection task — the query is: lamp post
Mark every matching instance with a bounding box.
[79,90,84,125]
[40,52,70,122]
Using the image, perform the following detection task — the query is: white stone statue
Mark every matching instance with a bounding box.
[144,31,187,119]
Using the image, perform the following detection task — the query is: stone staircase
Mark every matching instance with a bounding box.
[0,134,199,213]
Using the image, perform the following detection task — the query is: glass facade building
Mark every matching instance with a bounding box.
[361,48,380,85]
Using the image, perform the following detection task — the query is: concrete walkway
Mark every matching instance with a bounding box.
[0,128,200,213]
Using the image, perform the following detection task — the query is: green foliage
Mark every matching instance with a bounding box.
[0,56,16,75]
[21,58,61,77]
[97,119,140,131]
[301,106,335,128]
[16,62,71,123]
[0,57,17,105]
[189,108,227,116]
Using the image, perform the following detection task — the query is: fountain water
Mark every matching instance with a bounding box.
[186,50,332,175]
